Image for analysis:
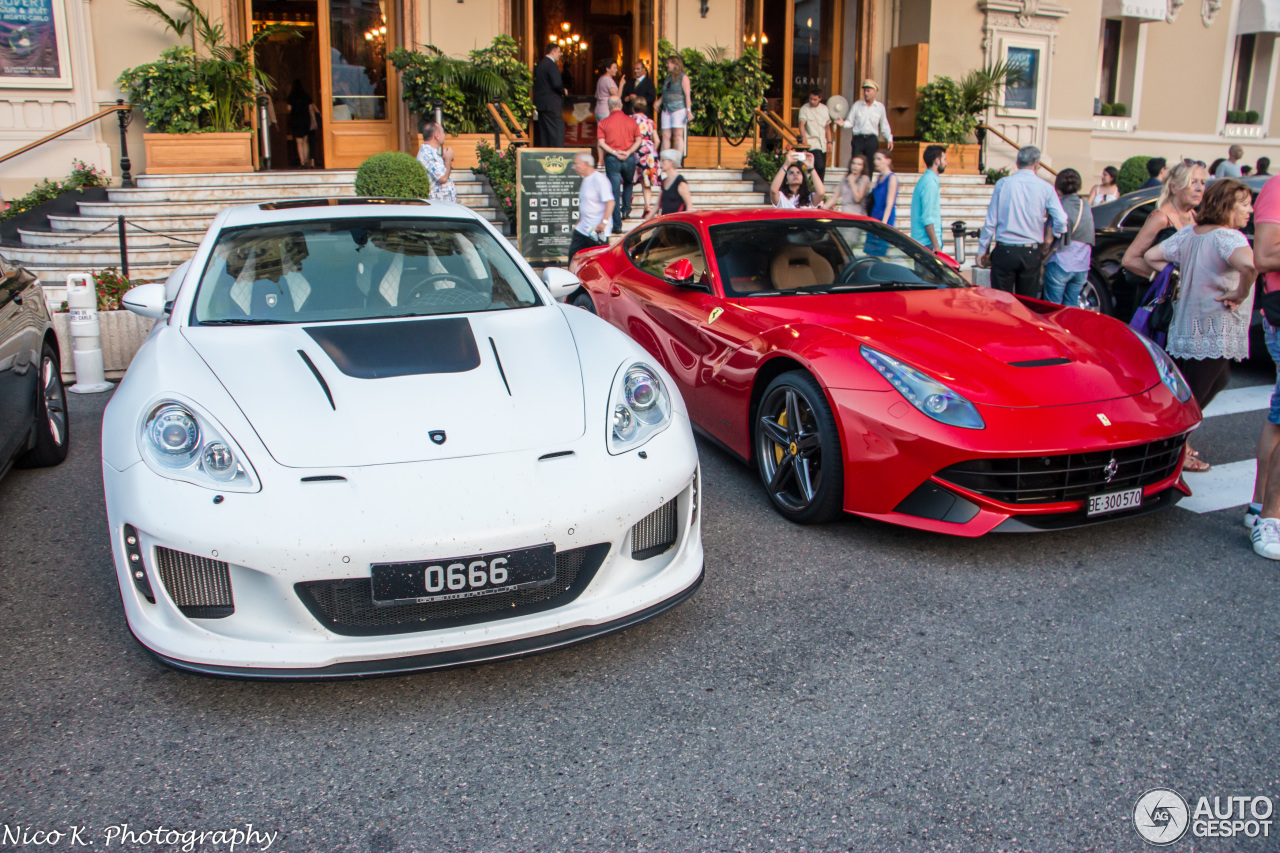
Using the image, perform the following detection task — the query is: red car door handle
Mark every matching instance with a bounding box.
[609,285,622,297]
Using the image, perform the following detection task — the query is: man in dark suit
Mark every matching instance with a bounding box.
[621,60,655,118]
[532,43,566,148]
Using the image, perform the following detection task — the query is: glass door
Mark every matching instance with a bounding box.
[320,0,399,168]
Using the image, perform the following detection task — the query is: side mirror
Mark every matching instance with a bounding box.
[541,267,582,301]
[163,260,191,303]
[663,259,695,286]
[935,251,961,271]
[121,282,168,319]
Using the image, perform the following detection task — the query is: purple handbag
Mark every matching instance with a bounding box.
[1129,264,1179,348]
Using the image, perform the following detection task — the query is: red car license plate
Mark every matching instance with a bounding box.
[1087,487,1143,517]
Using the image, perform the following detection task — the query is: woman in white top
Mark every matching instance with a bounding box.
[595,61,619,122]
[1144,178,1256,470]
[1087,166,1120,207]
[821,154,871,215]
[770,152,825,208]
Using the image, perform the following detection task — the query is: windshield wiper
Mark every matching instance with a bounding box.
[827,282,941,291]
[198,318,290,325]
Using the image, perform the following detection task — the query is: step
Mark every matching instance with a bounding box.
[18,228,204,249]
[50,213,217,232]
[76,198,503,221]
[132,168,483,189]
[108,182,490,203]
[7,245,193,267]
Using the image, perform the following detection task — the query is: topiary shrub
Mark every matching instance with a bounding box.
[1100,103,1114,116]
[1117,155,1151,195]
[1227,110,1246,124]
[1111,103,1127,117]
[1246,109,1260,124]
[355,152,434,199]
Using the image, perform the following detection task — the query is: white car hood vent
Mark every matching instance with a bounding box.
[303,317,481,379]
[182,308,586,468]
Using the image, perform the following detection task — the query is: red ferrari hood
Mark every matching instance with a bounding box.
[742,288,1158,407]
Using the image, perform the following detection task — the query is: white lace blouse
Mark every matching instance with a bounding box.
[1158,225,1253,361]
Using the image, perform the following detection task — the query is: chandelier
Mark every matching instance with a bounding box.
[550,21,584,56]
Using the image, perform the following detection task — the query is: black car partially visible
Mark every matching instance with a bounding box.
[1088,175,1271,322]
[0,252,68,482]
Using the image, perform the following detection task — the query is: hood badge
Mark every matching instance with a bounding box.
[1096,413,1111,426]
[1103,457,1119,483]
[429,430,447,445]
[265,293,278,308]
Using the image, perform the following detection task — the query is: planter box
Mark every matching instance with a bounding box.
[143,132,254,175]
[683,135,751,169]
[53,310,156,381]
[891,142,982,175]
[414,133,493,170]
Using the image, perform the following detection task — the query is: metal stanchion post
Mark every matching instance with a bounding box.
[950,221,968,266]
[117,215,129,279]
[116,99,134,188]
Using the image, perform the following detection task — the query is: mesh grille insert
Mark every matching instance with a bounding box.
[295,544,610,637]
[154,547,234,619]
[936,433,1188,505]
[632,498,678,560]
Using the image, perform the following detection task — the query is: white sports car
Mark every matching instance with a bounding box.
[103,199,703,678]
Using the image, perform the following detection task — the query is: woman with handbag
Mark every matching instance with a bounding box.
[1043,169,1095,306]
[1144,178,1257,471]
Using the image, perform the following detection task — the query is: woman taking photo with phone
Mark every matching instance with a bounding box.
[770,151,825,209]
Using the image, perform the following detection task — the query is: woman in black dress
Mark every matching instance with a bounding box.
[286,80,319,167]
[646,149,695,219]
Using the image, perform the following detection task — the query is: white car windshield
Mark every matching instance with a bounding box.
[192,218,541,325]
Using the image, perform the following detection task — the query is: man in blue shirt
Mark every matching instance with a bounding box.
[1140,157,1167,190]
[977,145,1068,297]
[911,144,947,252]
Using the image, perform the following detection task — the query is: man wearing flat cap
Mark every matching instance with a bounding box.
[841,79,893,168]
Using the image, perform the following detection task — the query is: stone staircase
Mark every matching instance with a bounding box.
[8,167,994,310]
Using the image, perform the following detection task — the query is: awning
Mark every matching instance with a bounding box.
[1238,0,1280,33]
[1101,0,1166,20]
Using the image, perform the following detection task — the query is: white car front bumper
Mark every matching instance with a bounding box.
[103,420,702,678]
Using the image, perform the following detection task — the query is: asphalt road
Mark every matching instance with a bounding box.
[2,376,1278,853]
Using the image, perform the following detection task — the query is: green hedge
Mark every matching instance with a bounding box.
[1117,155,1151,195]
[354,152,434,199]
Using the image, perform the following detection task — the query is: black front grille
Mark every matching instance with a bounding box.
[632,498,679,560]
[936,433,1188,505]
[295,544,611,637]
[154,547,234,619]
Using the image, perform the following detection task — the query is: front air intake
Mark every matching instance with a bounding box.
[154,547,234,619]
[631,498,678,560]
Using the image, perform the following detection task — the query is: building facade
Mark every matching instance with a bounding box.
[2,0,1277,197]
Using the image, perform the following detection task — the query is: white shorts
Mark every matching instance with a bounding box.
[662,108,688,130]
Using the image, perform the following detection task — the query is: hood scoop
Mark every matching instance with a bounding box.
[304,317,481,379]
[1008,357,1072,368]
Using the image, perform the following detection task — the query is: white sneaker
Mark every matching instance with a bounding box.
[1252,518,1280,560]
[1245,506,1261,528]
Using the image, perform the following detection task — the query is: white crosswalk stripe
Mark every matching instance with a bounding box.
[1180,382,1271,515]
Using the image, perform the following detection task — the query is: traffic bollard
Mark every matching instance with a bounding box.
[65,273,114,394]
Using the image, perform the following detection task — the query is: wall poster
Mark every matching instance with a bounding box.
[1002,46,1041,112]
[0,0,72,88]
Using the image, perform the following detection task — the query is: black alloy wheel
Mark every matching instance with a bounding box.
[572,291,598,314]
[754,371,844,524]
[17,342,70,468]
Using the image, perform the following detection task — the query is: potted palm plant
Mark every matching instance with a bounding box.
[898,62,1020,174]
[118,0,294,174]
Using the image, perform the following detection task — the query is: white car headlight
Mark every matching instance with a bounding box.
[1134,332,1192,403]
[608,362,672,454]
[861,345,985,430]
[139,400,260,491]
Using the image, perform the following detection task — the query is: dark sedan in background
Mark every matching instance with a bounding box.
[0,252,68,482]
[1086,174,1271,321]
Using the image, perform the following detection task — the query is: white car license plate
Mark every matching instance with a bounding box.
[1087,487,1143,517]
[370,544,556,606]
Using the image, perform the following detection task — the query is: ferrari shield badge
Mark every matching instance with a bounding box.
[1096,413,1111,426]
[707,307,724,325]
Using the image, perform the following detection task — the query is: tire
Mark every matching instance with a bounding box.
[16,342,69,468]
[572,291,598,314]
[753,371,844,524]
[1078,270,1115,316]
